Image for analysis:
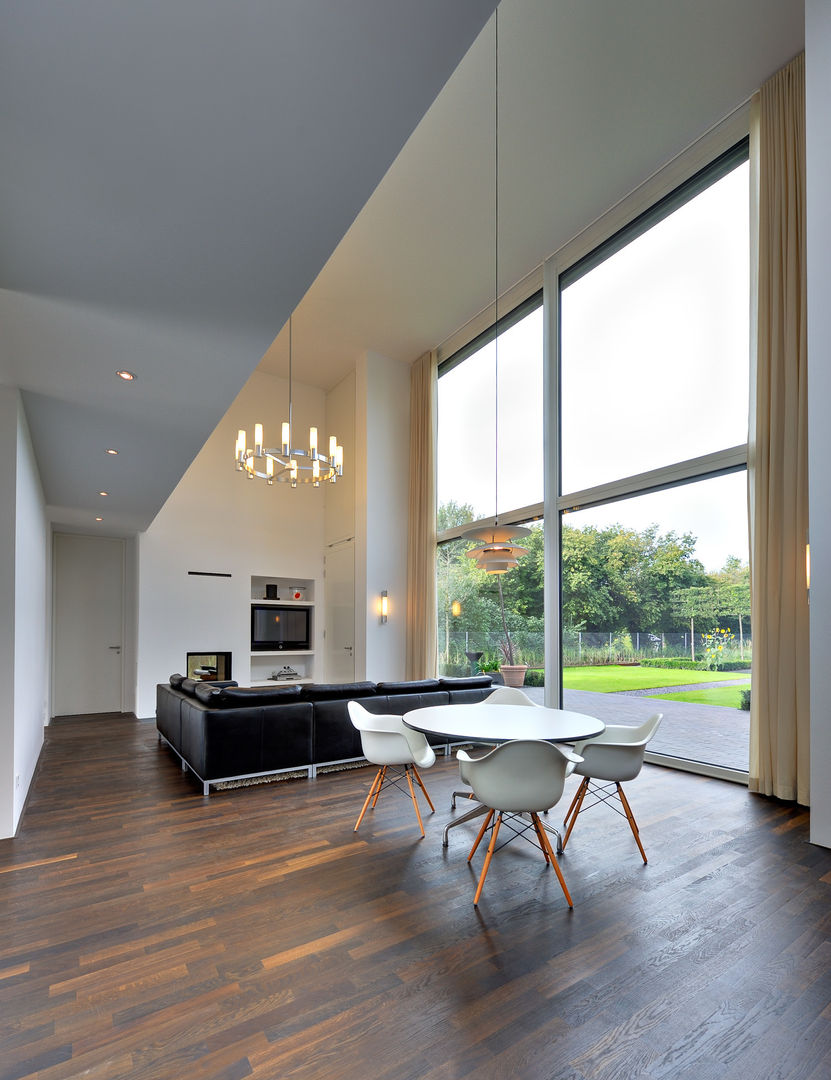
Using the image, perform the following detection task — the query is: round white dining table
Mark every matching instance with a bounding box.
[403,702,605,745]
[403,702,605,847]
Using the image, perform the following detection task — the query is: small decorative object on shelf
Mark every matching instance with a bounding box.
[270,665,300,681]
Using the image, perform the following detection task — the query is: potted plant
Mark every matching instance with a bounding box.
[496,576,527,687]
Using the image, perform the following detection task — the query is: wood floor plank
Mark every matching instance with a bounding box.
[1,714,831,1080]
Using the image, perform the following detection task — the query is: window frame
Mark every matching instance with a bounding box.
[548,138,751,784]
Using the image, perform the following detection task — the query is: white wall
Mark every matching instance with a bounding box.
[0,388,48,839]
[807,2,831,847]
[355,351,411,681]
[0,389,17,837]
[325,371,356,547]
[136,370,327,717]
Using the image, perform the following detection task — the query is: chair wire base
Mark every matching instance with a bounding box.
[353,763,435,837]
[562,777,648,863]
[467,809,573,908]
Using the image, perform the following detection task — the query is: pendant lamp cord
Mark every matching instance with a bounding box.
[493,7,499,530]
[288,315,293,448]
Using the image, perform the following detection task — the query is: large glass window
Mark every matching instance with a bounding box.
[438,300,543,521]
[561,149,749,494]
[558,141,751,776]
[437,299,544,687]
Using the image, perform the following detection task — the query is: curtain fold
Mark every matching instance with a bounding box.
[405,351,437,679]
[748,52,809,803]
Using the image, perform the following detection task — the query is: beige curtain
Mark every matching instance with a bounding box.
[749,52,809,803]
[405,351,437,679]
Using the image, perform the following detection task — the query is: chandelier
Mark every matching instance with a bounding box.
[234,316,343,488]
[462,11,528,576]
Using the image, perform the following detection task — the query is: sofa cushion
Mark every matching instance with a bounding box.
[180,678,200,696]
[195,683,302,707]
[301,681,376,701]
[376,679,441,694]
[438,676,493,690]
[169,673,185,688]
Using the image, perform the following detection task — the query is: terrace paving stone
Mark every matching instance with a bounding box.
[520,684,750,774]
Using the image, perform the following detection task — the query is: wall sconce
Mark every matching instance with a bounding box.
[380,590,389,623]
[451,600,461,617]
[806,538,811,601]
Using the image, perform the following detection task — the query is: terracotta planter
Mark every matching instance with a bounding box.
[499,664,528,687]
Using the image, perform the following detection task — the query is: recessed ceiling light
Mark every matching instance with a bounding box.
[95,517,103,522]
[98,490,109,496]
[105,448,118,455]
[116,370,136,381]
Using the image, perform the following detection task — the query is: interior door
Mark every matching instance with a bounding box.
[324,540,355,683]
[52,533,124,716]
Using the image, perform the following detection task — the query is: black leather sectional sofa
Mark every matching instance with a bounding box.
[156,674,494,795]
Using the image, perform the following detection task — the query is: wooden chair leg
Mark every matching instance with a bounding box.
[411,764,435,812]
[354,768,384,831]
[473,813,503,906]
[530,813,551,864]
[534,814,573,908]
[371,766,387,808]
[404,766,426,837]
[468,809,494,861]
[561,777,589,850]
[617,783,648,863]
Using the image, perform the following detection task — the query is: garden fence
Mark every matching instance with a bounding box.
[439,628,752,675]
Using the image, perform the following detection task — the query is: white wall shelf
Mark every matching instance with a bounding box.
[251,649,315,658]
[251,575,314,604]
[249,575,317,685]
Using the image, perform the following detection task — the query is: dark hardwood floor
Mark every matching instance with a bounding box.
[1,715,830,1080]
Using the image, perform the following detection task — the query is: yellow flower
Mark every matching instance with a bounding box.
[718,645,723,650]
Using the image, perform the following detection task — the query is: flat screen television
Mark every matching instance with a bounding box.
[251,604,311,651]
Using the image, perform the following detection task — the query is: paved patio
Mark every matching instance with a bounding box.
[521,684,750,773]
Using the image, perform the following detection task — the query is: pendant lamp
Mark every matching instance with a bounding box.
[462,9,529,575]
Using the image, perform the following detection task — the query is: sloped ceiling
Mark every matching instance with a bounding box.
[0,0,498,532]
[0,0,804,534]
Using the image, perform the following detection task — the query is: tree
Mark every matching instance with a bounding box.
[561,522,708,633]
[710,557,751,659]
[504,524,544,619]
[672,585,719,661]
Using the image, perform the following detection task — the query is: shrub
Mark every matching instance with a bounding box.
[524,669,545,687]
[740,689,751,711]
[640,657,750,672]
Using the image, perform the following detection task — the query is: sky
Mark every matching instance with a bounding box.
[437,161,750,574]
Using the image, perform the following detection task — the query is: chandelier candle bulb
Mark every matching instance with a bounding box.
[309,427,318,457]
[266,457,274,484]
[281,422,290,455]
[254,424,263,457]
[329,435,337,460]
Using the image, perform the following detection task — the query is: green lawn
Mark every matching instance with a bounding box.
[562,664,749,693]
[648,685,750,709]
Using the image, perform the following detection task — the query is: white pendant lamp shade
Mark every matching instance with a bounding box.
[462,524,530,574]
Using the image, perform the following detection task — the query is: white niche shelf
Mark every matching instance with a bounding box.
[249,575,316,686]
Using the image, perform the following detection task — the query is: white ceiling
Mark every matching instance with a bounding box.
[0,0,804,535]
[0,0,498,532]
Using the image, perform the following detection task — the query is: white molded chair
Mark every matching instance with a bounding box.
[485,686,539,706]
[451,685,539,809]
[347,701,436,837]
[456,740,582,907]
[561,712,663,863]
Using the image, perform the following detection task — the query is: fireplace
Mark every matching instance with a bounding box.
[186,652,232,681]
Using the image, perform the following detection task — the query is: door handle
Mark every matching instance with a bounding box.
[108,645,121,652]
